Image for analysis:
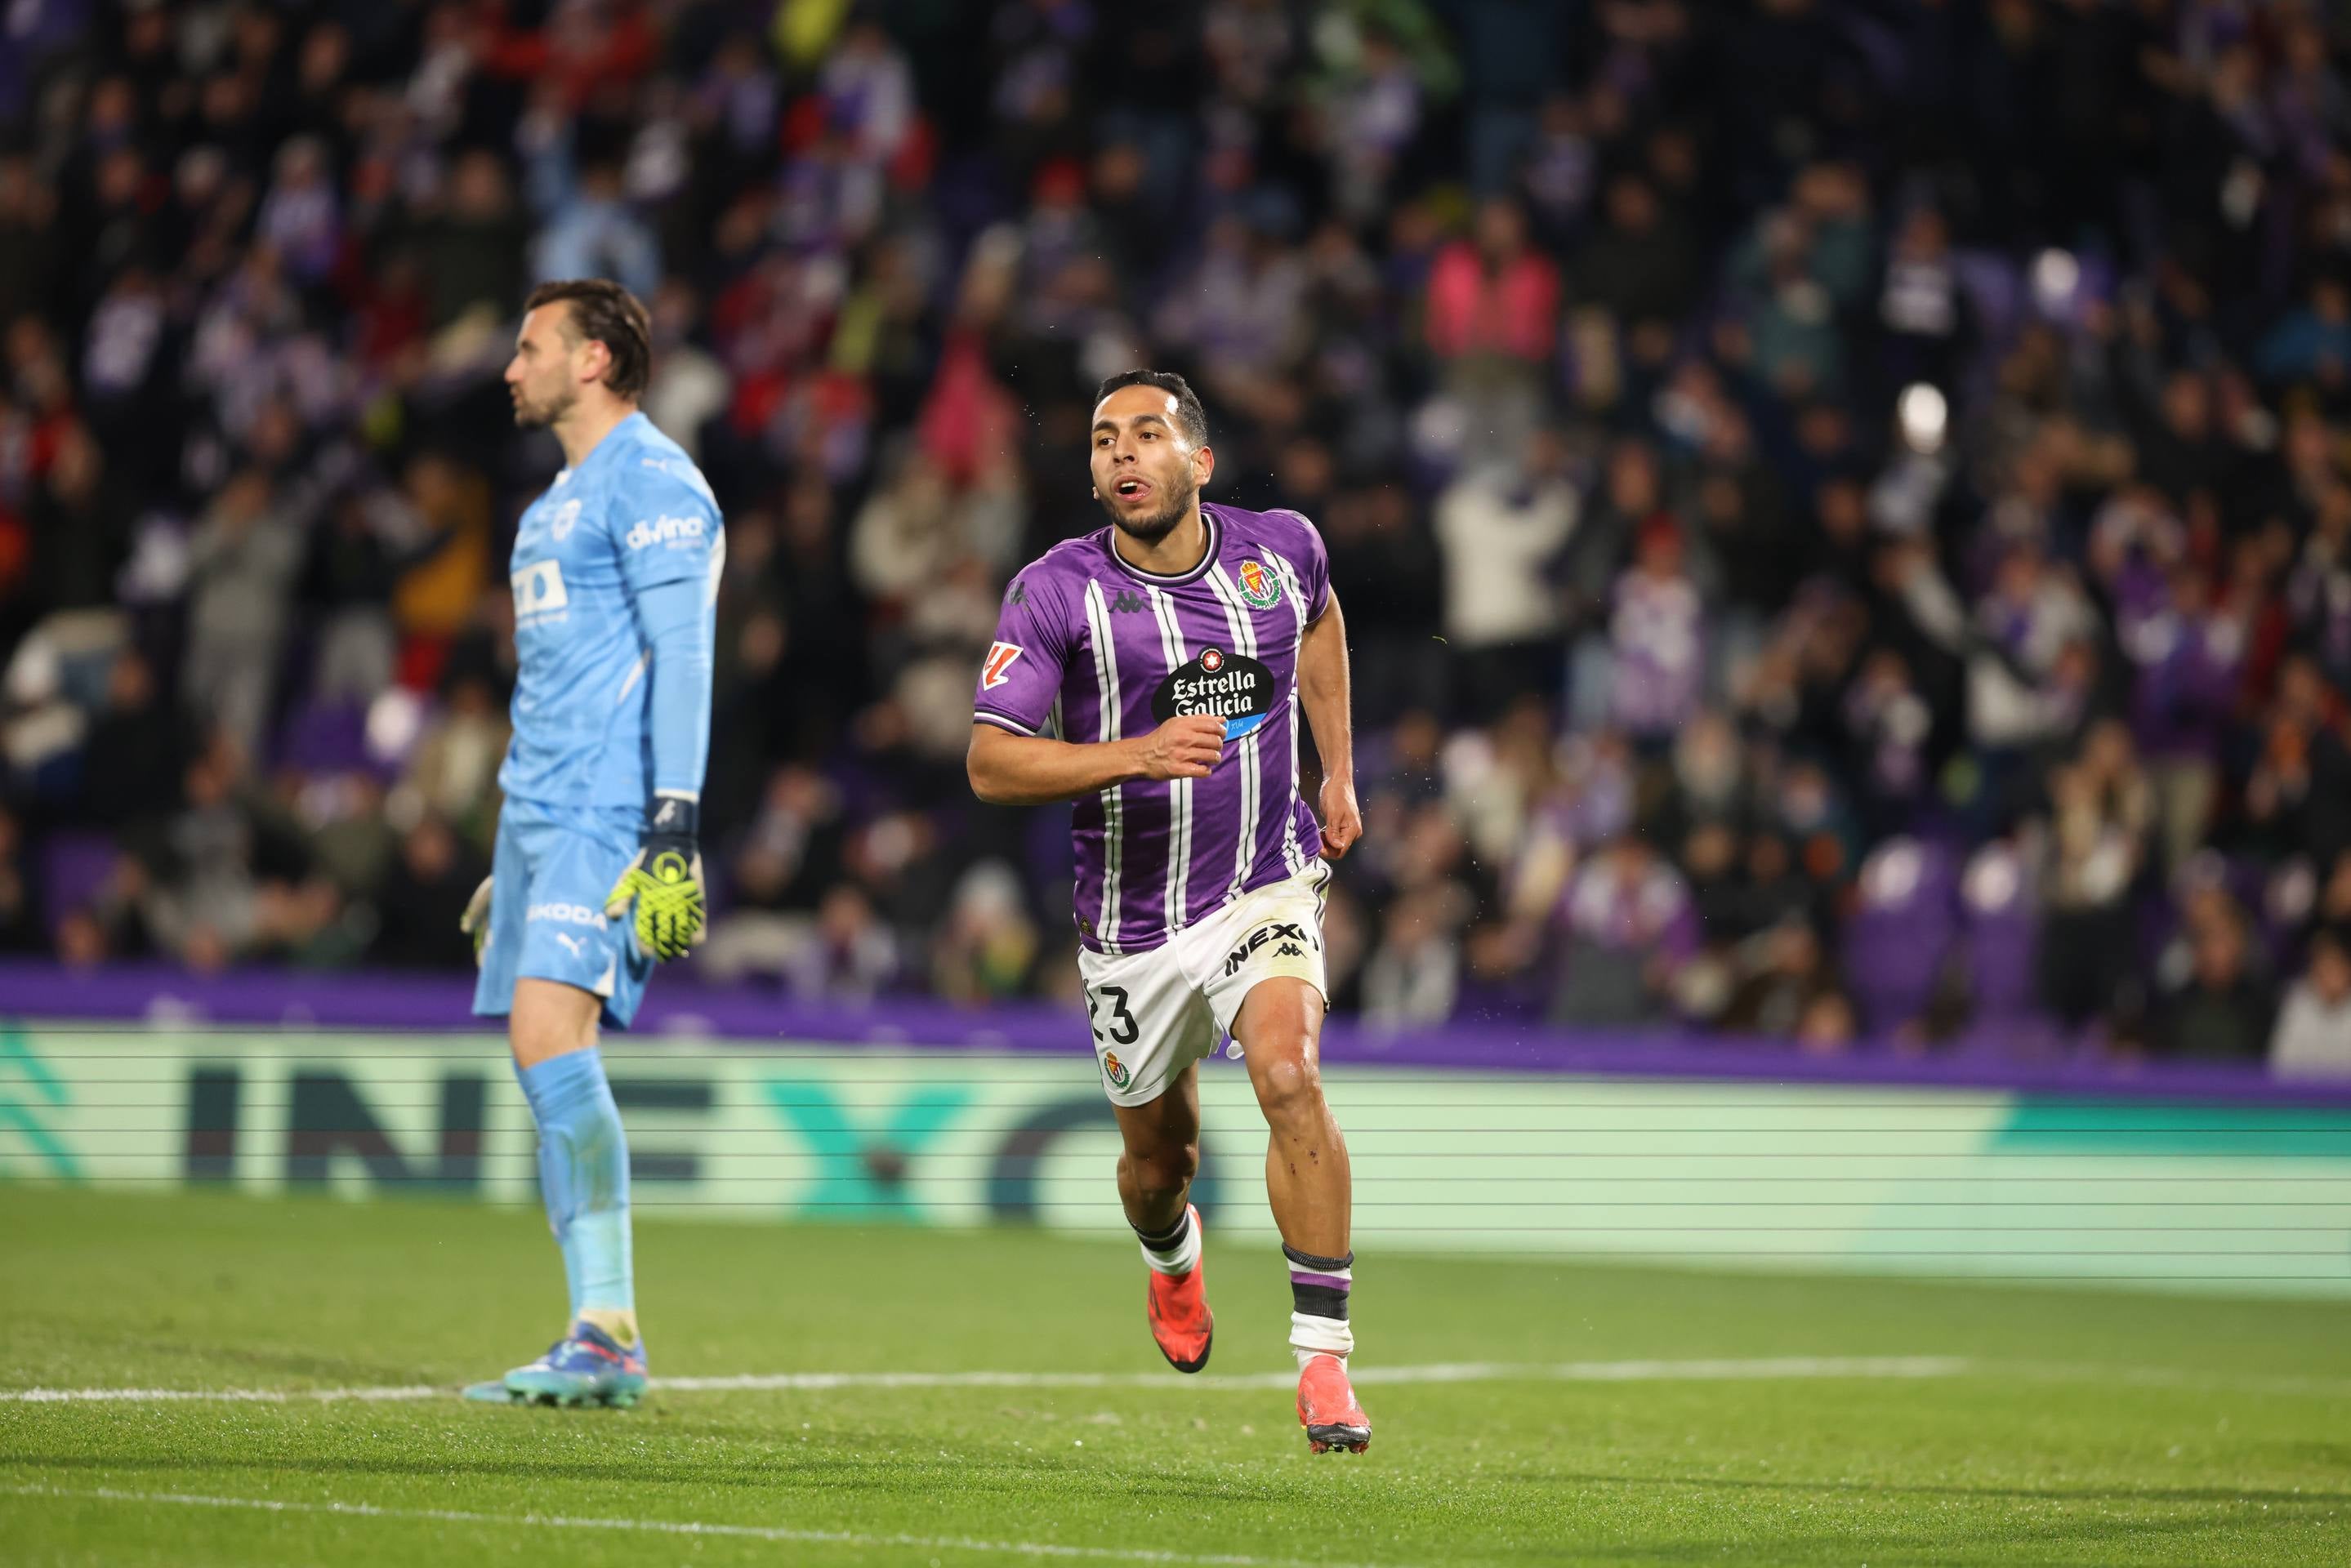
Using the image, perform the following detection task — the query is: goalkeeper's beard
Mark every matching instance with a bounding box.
[513,384,578,430]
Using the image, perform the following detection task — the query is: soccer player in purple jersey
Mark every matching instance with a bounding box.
[967,371,1372,1454]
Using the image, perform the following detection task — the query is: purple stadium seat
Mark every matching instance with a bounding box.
[1845,837,1956,1035]
[1960,840,2040,1025]
[273,701,373,777]
[40,830,118,934]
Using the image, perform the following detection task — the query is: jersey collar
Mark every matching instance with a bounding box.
[1106,506,1221,588]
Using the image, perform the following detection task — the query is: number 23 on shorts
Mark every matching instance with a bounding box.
[1087,983,1140,1045]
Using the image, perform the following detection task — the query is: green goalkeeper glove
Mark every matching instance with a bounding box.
[604,795,707,961]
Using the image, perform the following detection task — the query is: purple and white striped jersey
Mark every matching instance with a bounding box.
[975,503,1331,955]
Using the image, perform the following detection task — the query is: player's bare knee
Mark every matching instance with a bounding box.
[511,1016,584,1068]
[1250,1049,1325,1131]
[510,981,599,1068]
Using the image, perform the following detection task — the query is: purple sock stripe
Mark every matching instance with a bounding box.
[1288,1270,1353,1292]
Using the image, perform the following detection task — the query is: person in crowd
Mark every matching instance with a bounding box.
[0,0,2348,1077]
[2271,924,2351,1080]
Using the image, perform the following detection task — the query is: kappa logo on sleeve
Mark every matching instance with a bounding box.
[981,641,1024,689]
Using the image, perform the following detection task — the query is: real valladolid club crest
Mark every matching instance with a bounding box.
[1237,559,1283,608]
[1102,1051,1131,1089]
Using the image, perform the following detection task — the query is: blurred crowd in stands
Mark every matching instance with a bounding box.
[8,0,2351,1076]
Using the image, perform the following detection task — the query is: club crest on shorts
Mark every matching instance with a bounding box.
[1237,559,1283,609]
[1102,1050,1131,1089]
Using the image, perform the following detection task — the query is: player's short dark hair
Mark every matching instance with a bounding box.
[524,278,653,401]
[1095,369,1210,448]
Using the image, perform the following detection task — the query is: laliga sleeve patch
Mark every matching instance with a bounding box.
[1153,644,1276,740]
[981,641,1024,689]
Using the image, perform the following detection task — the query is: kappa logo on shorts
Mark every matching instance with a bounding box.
[1223,920,1310,977]
[1101,1050,1131,1089]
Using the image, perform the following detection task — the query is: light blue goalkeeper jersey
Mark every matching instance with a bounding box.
[500,411,725,809]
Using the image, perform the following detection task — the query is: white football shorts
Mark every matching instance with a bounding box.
[1075,860,1333,1107]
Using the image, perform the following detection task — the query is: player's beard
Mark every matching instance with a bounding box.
[1099,470,1198,544]
[511,382,576,430]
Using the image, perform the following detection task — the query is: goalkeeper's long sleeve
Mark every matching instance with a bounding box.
[632,573,716,803]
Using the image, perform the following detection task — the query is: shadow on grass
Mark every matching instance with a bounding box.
[1573,1508,2340,1568]
[0,1450,1307,1508]
[103,1343,435,1388]
[1501,1466,2351,1508]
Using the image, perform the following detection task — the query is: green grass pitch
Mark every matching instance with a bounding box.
[2,1186,2347,1566]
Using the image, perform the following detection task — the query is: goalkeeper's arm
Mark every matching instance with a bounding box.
[605,573,716,960]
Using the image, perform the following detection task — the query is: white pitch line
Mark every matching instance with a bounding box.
[2,1385,443,1405]
[0,1483,1337,1567]
[0,1355,1970,1405]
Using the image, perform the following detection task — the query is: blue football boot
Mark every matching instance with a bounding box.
[462,1321,648,1408]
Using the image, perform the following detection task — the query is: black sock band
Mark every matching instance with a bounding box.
[1291,1283,1350,1320]
[1134,1209,1193,1250]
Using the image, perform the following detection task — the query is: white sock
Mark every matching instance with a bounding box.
[1135,1205,1201,1276]
[1290,1314,1354,1366]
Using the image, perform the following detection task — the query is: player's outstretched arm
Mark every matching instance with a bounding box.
[968,715,1225,807]
[1297,590,1361,861]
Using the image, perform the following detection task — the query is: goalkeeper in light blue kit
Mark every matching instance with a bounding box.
[460,278,721,1406]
